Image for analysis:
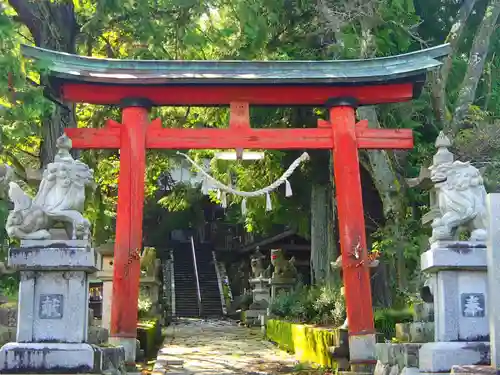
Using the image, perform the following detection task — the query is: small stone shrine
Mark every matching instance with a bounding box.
[0,134,125,374]
[138,247,162,319]
[418,132,490,373]
[95,241,115,331]
[269,248,297,300]
[245,250,271,326]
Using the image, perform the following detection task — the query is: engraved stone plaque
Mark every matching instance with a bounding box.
[39,294,64,319]
[461,293,485,318]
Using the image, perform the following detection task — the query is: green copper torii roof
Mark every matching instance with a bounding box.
[21,44,451,86]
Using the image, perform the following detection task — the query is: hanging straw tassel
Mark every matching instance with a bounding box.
[201,178,209,195]
[266,193,272,211]
[221,192,228,208]
[285,179,293,197]
[241,198,247,216]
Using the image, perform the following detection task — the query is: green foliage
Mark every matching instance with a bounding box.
[374,308,414,340]
[269,284,345,326]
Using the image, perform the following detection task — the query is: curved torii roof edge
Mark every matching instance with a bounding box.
[21,43,451,106]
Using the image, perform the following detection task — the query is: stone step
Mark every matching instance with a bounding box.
[451,365,497,375]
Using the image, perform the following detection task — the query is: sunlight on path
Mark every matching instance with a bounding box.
[153,318,300,375]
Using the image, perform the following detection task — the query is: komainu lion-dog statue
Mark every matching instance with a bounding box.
[6,134,94,241]
[429,159,487,243]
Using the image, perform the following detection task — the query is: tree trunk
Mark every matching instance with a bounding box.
[450,0,500,133]
[310,183,330,284]
[8,0,78,168]
[358,106,407,300]
[430,0,477,127]
[309,149,339,286]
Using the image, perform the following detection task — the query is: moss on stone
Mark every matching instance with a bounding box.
[265,319,340,368]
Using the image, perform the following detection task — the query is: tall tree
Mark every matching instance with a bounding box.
[8,0,78,168]
[450,0,500,133]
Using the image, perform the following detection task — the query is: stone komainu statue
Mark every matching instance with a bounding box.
[5,134,94,241]
[250,249,270,279]
[270,248,297,280]
[430,160,488,243]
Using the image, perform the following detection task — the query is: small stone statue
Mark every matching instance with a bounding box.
[270,248,297,280]
[140,247,160,278]
[5,134,94,241]
[250,250,271,279]
[429,132,488,243]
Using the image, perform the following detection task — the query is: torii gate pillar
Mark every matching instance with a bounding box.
[328,98,376,362]
[108,99,152,361]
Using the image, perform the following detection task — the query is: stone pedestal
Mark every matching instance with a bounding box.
[245,278,270,326]
[270,277,296,300]
[0,245,125,374]
[140,276,162,317]
[418,242,490,373]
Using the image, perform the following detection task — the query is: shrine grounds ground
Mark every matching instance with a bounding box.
[150,318,325,375]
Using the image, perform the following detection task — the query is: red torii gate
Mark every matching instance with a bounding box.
[22,44,450,365]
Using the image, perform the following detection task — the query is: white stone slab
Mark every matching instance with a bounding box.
[9,246,98,271]
[0,342,95,372]
[487,193,500,369]
[419,342,490,373]
[421,246,487,272]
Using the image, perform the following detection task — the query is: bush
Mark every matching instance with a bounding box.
[138,290,153,318]
[269,284,345,326]
[374,308,414,340]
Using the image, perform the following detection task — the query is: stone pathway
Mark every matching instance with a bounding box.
[153,318,303,375]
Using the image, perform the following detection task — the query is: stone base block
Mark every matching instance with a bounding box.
[244,309,266,327]
[0,325,15,344]
[0,342,125,374]
[395,322,434,343]
[349,333,376,363]
[419,342,490,373]
[88,326,109,345]
[376,343,423,369]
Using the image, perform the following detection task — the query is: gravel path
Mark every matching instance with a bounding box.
[153,318,302,375]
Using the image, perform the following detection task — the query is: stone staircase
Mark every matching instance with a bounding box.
[172,241,223,318]
[173,242,200,317]
[195,246,223,318]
